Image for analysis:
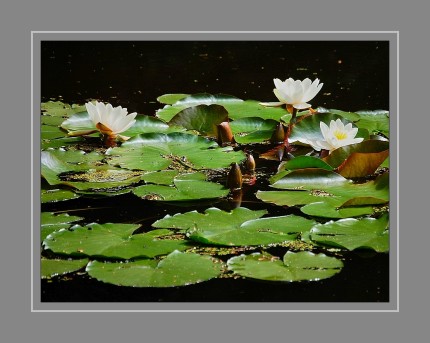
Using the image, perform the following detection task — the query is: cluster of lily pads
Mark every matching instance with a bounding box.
[41,78,389,288]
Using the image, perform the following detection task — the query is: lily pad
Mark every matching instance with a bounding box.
[41,124,68,140]
[41,101,87,117]
[41,258,89,279]
[157,93,190,105]
[156,93,289,122]
[86,250,223,287]
[106,132,245,171]
[133,172,229,202]
[41,212,83,242]
[141,170,180,185]
[43,223,190,259]
[41,185,80,203]
[271,169,349,190]
[310,214,389,252]
[168,104,229,136]
[230,117,279,143]
[227,251,343,282]
[257,172,388,218]
[41,136,86,150]
[153,207,316,246]
[355,110,389,137]
[323,140,389,178]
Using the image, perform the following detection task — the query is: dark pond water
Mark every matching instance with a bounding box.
[40,40,390,302]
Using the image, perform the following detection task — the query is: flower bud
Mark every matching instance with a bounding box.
[226,162,243,190]
[245,153,256,173]
[216,121,234,146]
[270,122,285,144]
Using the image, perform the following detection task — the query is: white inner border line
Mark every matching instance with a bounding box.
[32,31,399,312]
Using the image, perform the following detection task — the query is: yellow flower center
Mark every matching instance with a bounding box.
[333,130,348,140]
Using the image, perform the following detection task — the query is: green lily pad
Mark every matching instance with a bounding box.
[227,251,343,282]
[310,214,389,252]
[271,157,334,182]
[153,207,316,246]
[41,124,68,140]
[168,104,229,136]
[271,169,349,190]
[141,170,180,185]
[323,140,389,178]
[157,93,190,105]
[41,101,87,117]
[41,136,86,150]
[230,117,279,143]
[86,250,223,287]
[41,258,89,279]
[106,132,245,171]
[41,212,83,242]
[289,112,368,144]
[133,172,229,202]
[43,223,190,259]
[355,110,389,137]
[257,172,388,218]
[41,185,80,203]
[156,93,289,122]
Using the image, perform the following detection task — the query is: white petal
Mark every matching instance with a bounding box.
[347,127,358,139]
[85,102,98,124]
[259,101,284,107]
[329,120,337,133]
[293,102,311,109]
[344,123,353,131]
[273,78,284,89]
[301,78,312,90]
[302,81,323,103]
[320,121,330,140]
[274,88,293,104]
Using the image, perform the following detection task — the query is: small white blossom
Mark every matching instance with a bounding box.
[307,119,364,152]
[85,101,137,138]
[260,78,323,109]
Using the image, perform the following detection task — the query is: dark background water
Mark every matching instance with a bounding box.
[40,40,390,302]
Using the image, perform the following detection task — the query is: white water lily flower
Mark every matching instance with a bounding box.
[307,119,364,152]
[85,101,137,139]
[260,78,323,110]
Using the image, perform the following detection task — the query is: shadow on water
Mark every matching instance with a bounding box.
[40,40,390,302]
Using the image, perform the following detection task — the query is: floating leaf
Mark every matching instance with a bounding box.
[41,136,86,150]
[41,101,86,117]
[41,124,67,140]
[43,223,190,259]
[133,172,229,202]
[41,212,83,242]
[157,93,190,105]
[41,185,80,203]
[141,170,180,185]
[156,93,288,122]
[257,172,388,218]
[310,214,389,252]
[153,207,316,246]
[355,110,389,137]
[323,140,389,178]
[227,251,343,282]
[106,132,245,171]
[86,250,223,287]
[169,104,229,136]
[41,258,89,279]
[230,117,278,143]
[271,169,349,190]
